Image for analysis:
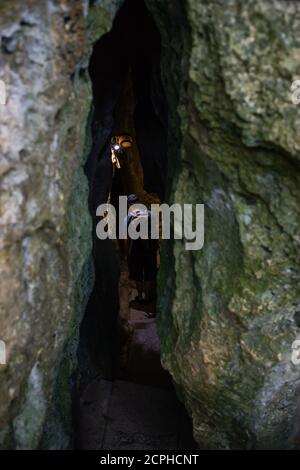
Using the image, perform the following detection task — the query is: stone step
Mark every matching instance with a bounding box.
[101,379,180,450]
[76,379,113,450]
[124,318,172,388]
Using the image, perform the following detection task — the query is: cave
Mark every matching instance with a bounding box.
[1,0,300,454]
[73,0,195,450]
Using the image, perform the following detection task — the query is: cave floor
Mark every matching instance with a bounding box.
[76,266,195,450]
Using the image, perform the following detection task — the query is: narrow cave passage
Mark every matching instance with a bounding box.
[73,0,195,450]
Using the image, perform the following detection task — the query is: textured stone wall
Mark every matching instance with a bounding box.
[147,0,300,449]
[0,0,122,449]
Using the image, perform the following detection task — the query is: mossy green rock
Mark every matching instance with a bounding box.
[147,0,300,449]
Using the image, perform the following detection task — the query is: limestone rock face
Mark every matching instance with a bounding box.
[148,0,300,449]
[0,0,121,449]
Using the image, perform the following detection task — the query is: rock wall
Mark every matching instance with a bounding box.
[0,0,122,449]
[147,0,300,449]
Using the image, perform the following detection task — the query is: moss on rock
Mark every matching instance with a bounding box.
[147,0,300,449]
[0,0,122,450]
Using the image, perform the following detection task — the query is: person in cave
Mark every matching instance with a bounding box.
[110,133,133,170]
[110,133,133,258]
[125,194,158,307]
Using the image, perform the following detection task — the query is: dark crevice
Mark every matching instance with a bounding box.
[73,0,195,450]
[78,0,168,385]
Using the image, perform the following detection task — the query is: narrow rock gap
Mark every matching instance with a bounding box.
[73,0,195,450]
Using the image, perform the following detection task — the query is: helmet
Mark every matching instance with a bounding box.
[127,194,138,204]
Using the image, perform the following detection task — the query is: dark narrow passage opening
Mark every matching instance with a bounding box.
[74,0,196,450]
